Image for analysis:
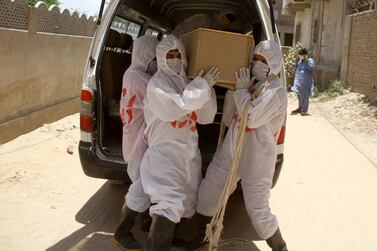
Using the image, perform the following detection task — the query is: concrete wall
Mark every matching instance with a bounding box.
[293,8,312,48]
[311,0,348,88]
[274,0,295,46]
[0,29,92,143]
[341,10,377,99]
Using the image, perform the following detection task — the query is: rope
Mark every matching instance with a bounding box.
[206,98,252,250]
[206,75,279,250]
[217,122,226,147]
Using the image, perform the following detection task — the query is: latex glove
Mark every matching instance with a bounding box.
[198,67,220,87]
[235,67,253,90]
[222,90,236,128]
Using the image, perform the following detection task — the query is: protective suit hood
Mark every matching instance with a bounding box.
[156,35,188,76]
[254,40,283,77]
[131,36,159,72]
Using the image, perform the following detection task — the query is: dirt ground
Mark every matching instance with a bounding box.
[314,92,377,135]
[1,96,377,251]
[313,93,377,166]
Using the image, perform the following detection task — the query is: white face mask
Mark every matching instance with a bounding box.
[146,60,157,75]
[298,55,304,60]
[167,59,182,74]
[252,60,270,82]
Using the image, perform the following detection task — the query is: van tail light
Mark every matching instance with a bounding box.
[80,115,93,132]
[277,126,286,145]
[81,89,93,102]
[80,88,95,141]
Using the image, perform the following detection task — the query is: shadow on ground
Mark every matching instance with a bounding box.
[47,182,261,251]
[47,181,126,251]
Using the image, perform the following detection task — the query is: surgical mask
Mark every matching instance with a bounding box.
[167,59,182,74]
[298,55,304,60]
[252,60,270,82]
[146,60,157,75]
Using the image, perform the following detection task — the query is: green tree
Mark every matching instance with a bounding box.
[27,0,60,7]
[283,42,303,88]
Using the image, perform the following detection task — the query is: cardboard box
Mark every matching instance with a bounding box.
[182,28,254,89]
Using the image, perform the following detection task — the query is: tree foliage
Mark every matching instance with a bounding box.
[283,42,303,88]
[27,0,60,7]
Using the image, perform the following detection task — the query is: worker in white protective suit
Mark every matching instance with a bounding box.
[172,14,213,37]
[140,35,219,250]
[186,41,288,251]
[172,9,239,37]
[114,36,159,250]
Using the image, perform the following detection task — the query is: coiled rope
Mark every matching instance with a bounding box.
[206,75,279,250]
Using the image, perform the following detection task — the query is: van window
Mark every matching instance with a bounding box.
[111,17,141,40]
[145,28,159,38]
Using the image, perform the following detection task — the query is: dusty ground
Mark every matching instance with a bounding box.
[313,93,377,166]
[1,97,377,251]
[314,92,377,136]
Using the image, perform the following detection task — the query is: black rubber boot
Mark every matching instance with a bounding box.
[146,215,176,251]
[140,210,152,232]
[266,228,288,251]
[113,206,141,250]
[184,214,211,251]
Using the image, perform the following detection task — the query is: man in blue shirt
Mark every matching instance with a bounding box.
[291,48,315,116]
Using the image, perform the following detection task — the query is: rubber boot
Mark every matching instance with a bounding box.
[266,228,288,251]
[140,210,152,232]
[184,214,212,251]
[113,206,141,250]
[146,215,176,251]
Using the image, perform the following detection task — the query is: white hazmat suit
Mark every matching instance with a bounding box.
[140,35,217,223]
[172,14,213,37]
[197,40,288,239]
[120,36,159,213]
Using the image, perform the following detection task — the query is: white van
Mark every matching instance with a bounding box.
[78,0,286,186]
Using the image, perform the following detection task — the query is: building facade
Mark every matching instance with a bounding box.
[283,0,376,88]
[274,0,295,46]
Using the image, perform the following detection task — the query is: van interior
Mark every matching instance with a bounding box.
[98,0,267,167]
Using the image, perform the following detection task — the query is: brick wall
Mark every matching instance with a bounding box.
[342,10,377,99]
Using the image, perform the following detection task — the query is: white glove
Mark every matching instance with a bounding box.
[198,67,220,87]
[235,67,253,90]
[222,90,236,128]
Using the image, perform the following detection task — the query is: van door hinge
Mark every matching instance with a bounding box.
[89,56,96,68]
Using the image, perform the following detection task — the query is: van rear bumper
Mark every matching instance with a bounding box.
[79,141,130,181]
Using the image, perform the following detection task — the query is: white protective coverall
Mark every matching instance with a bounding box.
[172,14,213,37]
[140,35,217,223]
[197,41,288,239]
[120,36,159,213]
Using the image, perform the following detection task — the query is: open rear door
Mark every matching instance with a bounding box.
[97,0,107,25]
[256,0,278,41]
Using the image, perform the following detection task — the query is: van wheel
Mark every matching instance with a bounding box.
[110,180,128,186]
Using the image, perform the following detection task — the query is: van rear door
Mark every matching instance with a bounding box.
[256,0,278,41]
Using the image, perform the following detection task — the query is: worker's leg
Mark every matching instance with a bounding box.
[297,92,304,111]
[115,159,148,250]
[239,154,278,240]
[301,85,311,113]
[140,150,201,223]
[240,152,287,250]
[125,158,151,212]
[290,92,301,115]
[188,132,238,251]
[141,147,202,250]
[197,131,238,216]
